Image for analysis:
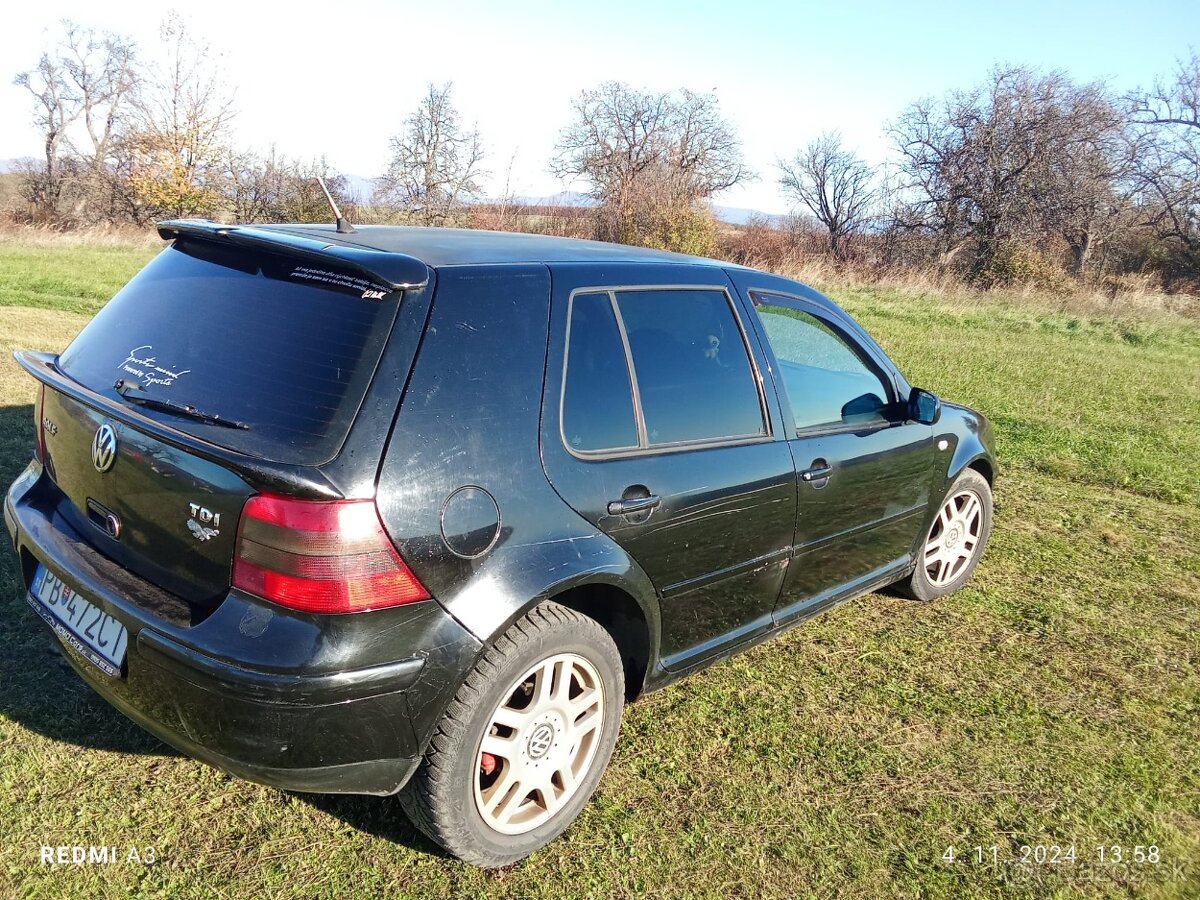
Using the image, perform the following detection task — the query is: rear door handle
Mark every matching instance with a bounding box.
[607,494,661,516]
[800,464,833,482]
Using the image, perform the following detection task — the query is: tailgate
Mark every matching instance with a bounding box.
[41,388,254,608]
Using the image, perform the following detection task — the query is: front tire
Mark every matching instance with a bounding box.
[399,602,624,867]
[902,467,993,601]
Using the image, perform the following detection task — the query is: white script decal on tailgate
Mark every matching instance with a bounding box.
[118,345,192,388]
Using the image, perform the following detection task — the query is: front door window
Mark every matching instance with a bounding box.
[751,299,891,432]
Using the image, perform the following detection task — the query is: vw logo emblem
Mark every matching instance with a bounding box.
[91,424,117,473]
[527,723,555,760]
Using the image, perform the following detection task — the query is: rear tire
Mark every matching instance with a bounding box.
[399,601,624,867]
[901,468,993,602]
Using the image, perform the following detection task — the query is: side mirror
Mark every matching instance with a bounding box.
[909,387,941,425]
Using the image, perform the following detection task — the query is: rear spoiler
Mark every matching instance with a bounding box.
[156,220,430,291]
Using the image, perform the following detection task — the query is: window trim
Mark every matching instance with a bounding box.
[747,289,901,438]
[608,293,650,449]
[559,290,641,457]
[559,284,773,461]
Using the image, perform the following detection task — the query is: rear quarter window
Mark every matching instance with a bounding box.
[561,292,640,453]
[58,239,403,465]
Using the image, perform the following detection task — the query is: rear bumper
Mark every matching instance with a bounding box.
[5,466,481,795]
[52,624,424,794]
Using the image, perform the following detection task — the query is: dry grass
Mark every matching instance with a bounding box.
[756,254,1200,322]
[0,223,160,248]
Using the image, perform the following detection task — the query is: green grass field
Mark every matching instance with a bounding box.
[0,237,1197,899]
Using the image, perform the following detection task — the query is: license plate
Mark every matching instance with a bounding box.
[28,565,128,677]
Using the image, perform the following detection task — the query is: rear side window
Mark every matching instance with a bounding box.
[615,289,765,446]
[58,239,403,465]
[561,293,639,453]
[560,286,766,455]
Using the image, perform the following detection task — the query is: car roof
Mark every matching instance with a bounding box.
[251,224,731,269]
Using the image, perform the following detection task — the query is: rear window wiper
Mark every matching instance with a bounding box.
[114,380,251,430]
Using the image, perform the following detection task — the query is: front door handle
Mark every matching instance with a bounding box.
[607,494,661,516]
[800,463,833,482]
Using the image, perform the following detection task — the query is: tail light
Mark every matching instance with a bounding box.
[33,385,45,463]
[232,494,429,614]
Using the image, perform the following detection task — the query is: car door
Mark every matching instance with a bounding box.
[540,264,796,672]
[729,278,941,625]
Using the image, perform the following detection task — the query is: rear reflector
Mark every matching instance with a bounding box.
[232,494,429,613]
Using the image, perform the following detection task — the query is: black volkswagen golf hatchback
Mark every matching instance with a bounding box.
[5,222,995,866]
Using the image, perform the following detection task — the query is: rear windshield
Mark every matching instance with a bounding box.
[58,238,402,465]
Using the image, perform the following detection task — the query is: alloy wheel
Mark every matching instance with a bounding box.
[923,490,983,587]
[473,653,605,835]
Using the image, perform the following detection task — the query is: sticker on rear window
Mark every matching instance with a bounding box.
[287,265,390,300]
[118,345,191,388]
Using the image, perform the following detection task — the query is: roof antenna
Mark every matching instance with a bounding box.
[315,176,356,234]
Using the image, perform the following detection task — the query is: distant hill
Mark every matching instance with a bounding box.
[713,205,787,226]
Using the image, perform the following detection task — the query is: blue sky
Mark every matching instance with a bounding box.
[2,0,1197,213]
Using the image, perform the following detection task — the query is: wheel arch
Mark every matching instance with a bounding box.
[941,402,998,493]
[530,568,659,702]
[472,569,660,704]
[966,456,994,485]
[545,581,653,702]
[419,469,664,705]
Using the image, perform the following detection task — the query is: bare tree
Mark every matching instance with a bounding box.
[122,12,236,221]
[375,82,485,226]
[891,68,1052,278]
[12,50,80,214]
[550,82,750,248]
[12,21,141,222]
[1034,82,1133,276]
[552,82,666,211]
[888,95,974,266]
[60,24,139,173]
[891,66,1135,281]
[663,89,748,198]
[1132,52,1200,129]
[60,23,139,220]
[1129,53,1200,277]
[778,133,876,260]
